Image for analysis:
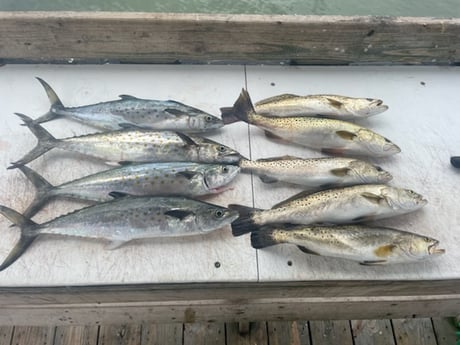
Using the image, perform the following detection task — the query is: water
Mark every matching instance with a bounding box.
[1,0,459,18]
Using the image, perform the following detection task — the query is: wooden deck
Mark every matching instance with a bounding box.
[0,318,457,345]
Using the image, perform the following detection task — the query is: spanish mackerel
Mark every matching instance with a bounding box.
[254,93,388,119]
[0,196,239,271]
[221,89,400,157]
[239,156,392,187]
[10,113,241,168]
[230,184,427,236]
[34,77,223,132]
[251,225,444,265]
[18,163,240,218]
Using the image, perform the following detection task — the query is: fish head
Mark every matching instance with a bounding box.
[382,187,428,211]
[203,165,240,193]
[356,129,401,157]
[349,98,388,117]
[189,113,224,132]
[402,236,445,260]
[195,205,240,232]
[348,160,393,183]
[196,138,243,164]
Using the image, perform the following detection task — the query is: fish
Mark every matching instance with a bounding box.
[221,89,400,157]
[250,224,445,265]
[254,93,388,119]
[9,113,242,168]
[239,156,392,187]
[33,77,223,132]
[229,184,427,236]
[17,163,240,218]
[0,195,240,271]
[451,156,460,168]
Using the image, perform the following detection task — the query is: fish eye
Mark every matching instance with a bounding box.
[375,166,383,171]
[222,166,229,173]
[214,210,224,218]
[218,146,227,152]
[205,116,213,122]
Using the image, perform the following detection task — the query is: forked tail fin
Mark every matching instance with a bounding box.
[228,204,262,236]
[34,77,64,123]
[220,89,255,125]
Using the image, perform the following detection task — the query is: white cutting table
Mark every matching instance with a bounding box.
[0,64,459,324]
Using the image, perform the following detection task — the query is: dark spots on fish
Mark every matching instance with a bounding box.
[366,29,375,37]
[287,260,293,266]
[420,81,426,86]
[270,82,276,86]
[214,261,221,268]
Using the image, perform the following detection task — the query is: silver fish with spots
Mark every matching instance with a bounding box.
[17,163,240,218]
[0,196,239,271]
[251,225,444,265]
[230,184,427,236]
[221,89,400,157]
[239,156,392,187]
[33,77,223,132]
[254,93,388,119]
[10,113,241,168]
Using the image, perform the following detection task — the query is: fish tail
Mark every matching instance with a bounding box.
[228,204,261,236]
[220,89,255,125]
[16,165,55,218]
[34,77,64,124]
[9,113,58,168]
[250,226,282,249]
[0,205,39,271]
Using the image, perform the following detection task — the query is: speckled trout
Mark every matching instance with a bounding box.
[0,196,239,271]
[33,77,223,132]
[18,163,240,218]
[230,184,427,236]
[239,156,392,187]
[221,89,400,157]
[251,225,444,265]
[10,113,241,168]
[254,93,388,119]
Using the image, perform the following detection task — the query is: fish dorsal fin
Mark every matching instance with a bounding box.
[297,245,321,256]
[272,190,315,209]
[119,94,139,100]
[118,123,143,130]
[175,132,198,146]
[330,167,351,177]
[361,192,385,205]
[255,93,298,106]
[336,130,357,141]
[259,175,278,184]
[109,191,131,199]
[176,171,200,180]
[264,130,286,141]
[164,210,195,220]
[326,97,344,109]
[165,108,188,117]
[360,260,387,266]
[257,155,301,162]
[117,161,135,166]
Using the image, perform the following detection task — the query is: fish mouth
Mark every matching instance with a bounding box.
[428,241,445,255]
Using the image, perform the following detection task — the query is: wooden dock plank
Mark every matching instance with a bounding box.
[0,327,14,345]
[309,320,353,345]
[392,318,437,345]
[140,323,182,345]
[351,319,395,345]
[98,324,141,345]
[53,325,99,345]
[267,321,311,345]
[183,323,225,345]
[10,326,56,345]
[431,317,458,345]
[225,322,268,345]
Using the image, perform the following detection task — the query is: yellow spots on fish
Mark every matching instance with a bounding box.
[374,244,396,257]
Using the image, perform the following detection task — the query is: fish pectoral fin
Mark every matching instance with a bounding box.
[352,215,376,222]
[118,123,144,130]
[374,244,397,257]
[297,246,321,256]
[105,240,128,250]
[336,130,357,141]
[326,97,344,109]
[321,148,345,156]
[259,175,279,184]
[175,132,198,146]
[360,260,387,266]
[264,131,289,143]
[165,108,188,117]
[108,191,131,199]
[117,161,136,166]
[176,171,200,180]
[361,192,385,205]
[118,94,139,100]
[330,167,351,177]
[164,210,195,221]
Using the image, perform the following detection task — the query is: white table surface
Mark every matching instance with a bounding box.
[0,64,459,286]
